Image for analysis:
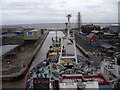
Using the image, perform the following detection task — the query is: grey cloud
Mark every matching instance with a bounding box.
[1,0,119,25]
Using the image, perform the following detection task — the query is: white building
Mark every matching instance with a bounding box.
[101,54,120,81]
[24,29,41,41]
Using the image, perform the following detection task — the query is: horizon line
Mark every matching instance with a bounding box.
[1,22,119,26]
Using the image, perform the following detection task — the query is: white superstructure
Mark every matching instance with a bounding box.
[58,14,78,64]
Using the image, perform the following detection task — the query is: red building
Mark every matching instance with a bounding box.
[86,33,98,45]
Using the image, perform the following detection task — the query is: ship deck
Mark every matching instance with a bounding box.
[62,37,75,55]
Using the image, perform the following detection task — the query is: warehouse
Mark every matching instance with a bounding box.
[1,25,24,45]
[1,25,24,36]
[24,29,41,41]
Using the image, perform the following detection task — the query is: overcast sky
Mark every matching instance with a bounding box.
[1,0,120,25]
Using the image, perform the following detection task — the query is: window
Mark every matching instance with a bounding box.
[27,31,33,36]
[7,29,13,33]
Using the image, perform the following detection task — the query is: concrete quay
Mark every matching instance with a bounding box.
[1,32,49,82]
[74,32,110,65]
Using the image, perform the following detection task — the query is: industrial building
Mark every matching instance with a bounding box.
[2,25,24,32]
[109,25,120,34]
[1,25,43,45]
[86,33,98,45]
[23,29,41,41]
[1,25,24,37]
[1,25,24,45]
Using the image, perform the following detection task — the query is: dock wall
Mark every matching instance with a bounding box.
[2,32,49,81]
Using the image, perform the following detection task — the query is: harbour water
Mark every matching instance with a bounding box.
[2,23,118,30]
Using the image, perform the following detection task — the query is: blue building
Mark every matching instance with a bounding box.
[1,25,24,36]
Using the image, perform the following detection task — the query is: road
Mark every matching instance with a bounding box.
[2,31,83,89]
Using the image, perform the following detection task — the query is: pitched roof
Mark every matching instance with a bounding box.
[101,44,117,49]
[86,33,95,38]
[2,25,24,31]
[109,25,120,33]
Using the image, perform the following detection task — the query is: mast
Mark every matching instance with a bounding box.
[58,14,78,64]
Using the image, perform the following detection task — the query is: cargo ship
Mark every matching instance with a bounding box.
[25,14,111,90]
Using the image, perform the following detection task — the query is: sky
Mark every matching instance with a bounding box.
[1,0,120,25]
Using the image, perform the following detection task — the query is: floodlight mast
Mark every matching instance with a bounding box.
[67,14,71,38]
